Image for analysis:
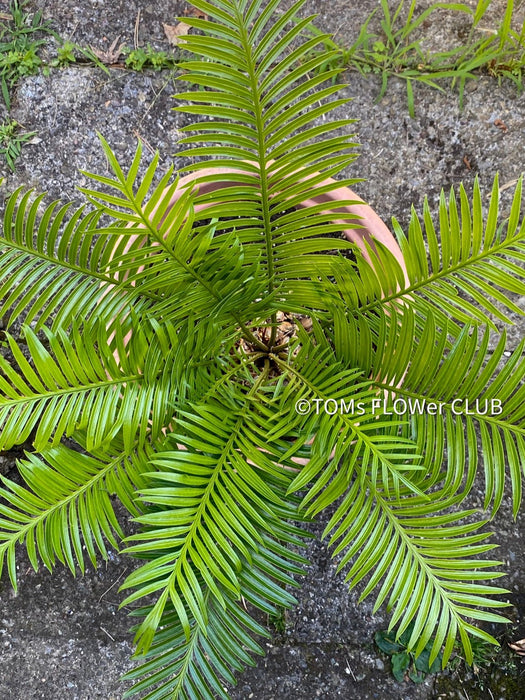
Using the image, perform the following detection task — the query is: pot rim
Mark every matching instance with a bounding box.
[162,167,407,277]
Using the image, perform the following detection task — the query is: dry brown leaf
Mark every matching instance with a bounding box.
[508,638,525,656]
[494,118,508,133]
[163,21,192,46]
[90,36,125,64]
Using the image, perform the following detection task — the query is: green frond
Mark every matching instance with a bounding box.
[373,324,525,517]
[326,300,525,519]
[266,339,424,503]
[0,186,157,331]
[173,0,362,301]
[81,139,276,327]
[356,176,525,331]
[0,317,183,453]
[122,595,266,700]
[119,390,306,656]
[324,478,509,667]
[115,388,311,698]
[122,528,307,700]
[0,444,138,587]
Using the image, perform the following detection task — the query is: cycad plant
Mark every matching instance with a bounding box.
[0,0,524,697]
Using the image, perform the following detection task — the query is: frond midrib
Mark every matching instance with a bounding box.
[0,237,163,302]
[162,426,239,601]
[169,602,207,699]
[128,394,266,599]
[0,372,142,408]
[233,9,275,294]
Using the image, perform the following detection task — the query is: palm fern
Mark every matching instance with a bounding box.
[0,0,524,697]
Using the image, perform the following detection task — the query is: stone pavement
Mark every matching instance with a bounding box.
[0,1,524,698]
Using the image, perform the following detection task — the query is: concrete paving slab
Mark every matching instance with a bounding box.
[32,0,186,53]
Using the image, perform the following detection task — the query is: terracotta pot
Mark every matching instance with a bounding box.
[105,167,407,351]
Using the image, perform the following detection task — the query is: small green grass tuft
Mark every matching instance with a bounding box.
[50,39,76,67]
[0,118,35,170]
[0,0,54,109]
[268,606,287,635]
[302,0,525,116]
[123,44,178,71]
